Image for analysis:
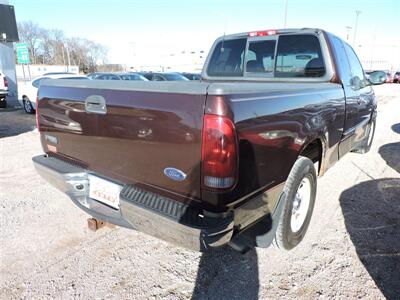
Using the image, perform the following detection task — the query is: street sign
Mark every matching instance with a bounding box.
[16,43,30,64]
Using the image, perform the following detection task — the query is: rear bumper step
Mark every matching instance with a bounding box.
[32,154,234,251]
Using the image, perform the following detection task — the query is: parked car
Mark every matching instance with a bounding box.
[87,72,122,80]
[151,72,189,81]
[181,72,202,80]
[0,71,8,108]
[393,71,400,83]
[33,28,386,253]
[86,73,98,80]
[18,74,89,114]
[117,73,149,81]
[385,72,393,83]
[43,72,76,76]
[136,72,154,81]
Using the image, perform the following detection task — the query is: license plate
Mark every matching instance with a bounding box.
[88,174,122,209]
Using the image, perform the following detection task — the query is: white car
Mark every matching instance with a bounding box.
[0,71,8,108]
[18,73,89,114]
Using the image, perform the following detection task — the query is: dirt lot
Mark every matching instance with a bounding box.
[0,85,399,299]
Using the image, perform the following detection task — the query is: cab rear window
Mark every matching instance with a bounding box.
[207,38,246,77]
[206,34,325,78]
[275,35,325,77]
[245,40,276,74]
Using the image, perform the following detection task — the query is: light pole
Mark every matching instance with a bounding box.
[283,0,288,28]
[352,10,361,47]
[345,26,352,41]
[63,43,71,72]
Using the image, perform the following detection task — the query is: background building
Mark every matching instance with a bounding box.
[356,44,400,72]
[0,0,18,105]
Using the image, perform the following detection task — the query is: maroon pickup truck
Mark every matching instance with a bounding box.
[33,28,386,252]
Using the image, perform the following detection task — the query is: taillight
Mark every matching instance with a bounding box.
[248,30,277,37]
[201,114,238,190]
[3,77,8,88]
[35,94,40,130]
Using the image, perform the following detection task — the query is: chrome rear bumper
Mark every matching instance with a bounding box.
[32,155,234,251]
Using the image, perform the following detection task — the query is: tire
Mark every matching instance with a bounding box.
[352,119,376,154]
[23,97,35,114]
[274,156,317,250]
[0,97,6,108]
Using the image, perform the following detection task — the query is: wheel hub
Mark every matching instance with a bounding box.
[290,177,311,233]
[24,99,31,112]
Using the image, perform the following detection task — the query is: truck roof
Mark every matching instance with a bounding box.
[220,28,324,39]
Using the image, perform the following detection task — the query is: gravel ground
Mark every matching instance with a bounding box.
[0,85,399,299]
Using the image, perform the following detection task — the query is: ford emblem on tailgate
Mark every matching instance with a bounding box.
[164,167,187,181]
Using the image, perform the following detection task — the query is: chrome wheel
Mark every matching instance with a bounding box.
[23,98,34,114]
[290,177,311,233]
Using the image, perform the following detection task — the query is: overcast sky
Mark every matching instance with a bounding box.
[9,0,400,66]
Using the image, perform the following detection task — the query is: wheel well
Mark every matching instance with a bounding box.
[300,139,322,174]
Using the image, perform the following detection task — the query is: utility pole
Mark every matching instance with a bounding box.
[61,45,66,65]
[283,0,288,28]
[65,44,71,72]
[352,10,361,47]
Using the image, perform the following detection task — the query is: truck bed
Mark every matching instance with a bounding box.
[38,79,345,211]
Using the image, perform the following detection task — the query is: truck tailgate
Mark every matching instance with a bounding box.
[38,80,209,202]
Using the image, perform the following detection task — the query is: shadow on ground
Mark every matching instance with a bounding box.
[339,178,400,299]
[391,123,400,134]
[378,142,400,174]
[192,246,259,300]
[0,108,35,138]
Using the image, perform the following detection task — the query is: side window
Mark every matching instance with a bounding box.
[245,39,276,73]
[330,36,352,85]
[275,35,325,77]
[131,75,141,81]
[343,43,366,89]
[207,38,247,77]
[153,75,164,81]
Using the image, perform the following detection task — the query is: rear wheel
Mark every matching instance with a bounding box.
[274,156,317,250]
[23,97,35,114]
[0,96,6,108]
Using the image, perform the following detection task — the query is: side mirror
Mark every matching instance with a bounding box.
[367,71,387,85]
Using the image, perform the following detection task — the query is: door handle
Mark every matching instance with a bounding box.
[357,98,362,105]
[85,95,107,114]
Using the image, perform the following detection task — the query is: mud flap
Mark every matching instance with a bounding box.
[229,191,287,250]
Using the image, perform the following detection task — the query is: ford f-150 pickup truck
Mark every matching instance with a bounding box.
[33,28,386,252]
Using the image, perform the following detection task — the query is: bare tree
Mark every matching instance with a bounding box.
[17,21,45,64]
[41,29,66,65]
[17,21,108,72]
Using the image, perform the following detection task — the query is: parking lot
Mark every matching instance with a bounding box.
[0,84,399,299]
